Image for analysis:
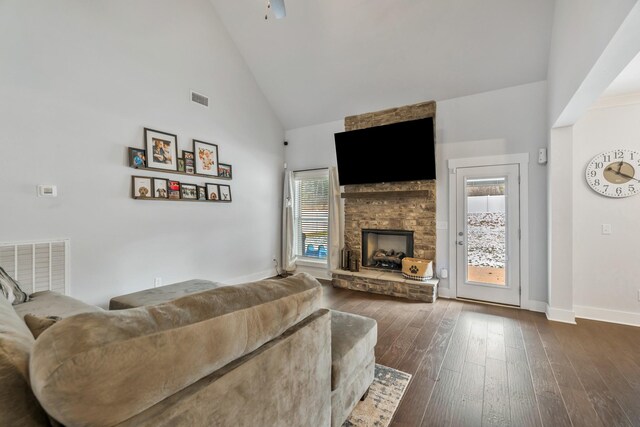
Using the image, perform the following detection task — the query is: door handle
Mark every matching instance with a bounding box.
[457,241,464,246]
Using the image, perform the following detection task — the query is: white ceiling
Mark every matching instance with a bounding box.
[602,50,640,98]
[209,0,556,129]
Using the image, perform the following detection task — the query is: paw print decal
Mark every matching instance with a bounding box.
[410,265,419,274]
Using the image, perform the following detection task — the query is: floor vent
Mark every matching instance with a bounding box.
[191,90,209,108]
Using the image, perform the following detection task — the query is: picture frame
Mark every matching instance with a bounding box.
[168,180,181,199]
[183,151,195,174]
[218,163,232,178]
[206,183,219,201]
[128,148,146,168]
[144,128,178,171]
[197,186,207,201]
[153,178,169,199]
[218,184,232,202]
[194,140,219,176]
[132,176,152,198]
[181,183,197,200]
[178,158,185,173]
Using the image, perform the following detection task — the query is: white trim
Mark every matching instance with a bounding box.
[437,286,455,299]
[574,305,640,327]
[224,269,275,285]
[591,92,640,110]
[296,258,328,267]
[545,305,576,324]
[527,300,547,313]
[295,264,332,280]
[447,152,530,308]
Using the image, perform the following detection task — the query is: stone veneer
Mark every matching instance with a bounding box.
[334,101,438,302]
[343,101,437,263]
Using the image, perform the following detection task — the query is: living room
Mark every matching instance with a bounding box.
[2,0,640,426]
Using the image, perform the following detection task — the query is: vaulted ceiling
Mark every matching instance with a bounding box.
[209,0,556,129]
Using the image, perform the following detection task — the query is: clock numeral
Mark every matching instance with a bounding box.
[603,185,609,192]
[595,162,604,169]
[589,170,597,178]
[631,152,635,160]
[615,150,624,159]
[616,187,623,195]
[594,179,600,186]
[629,184,635,193]
[603,155,611,162]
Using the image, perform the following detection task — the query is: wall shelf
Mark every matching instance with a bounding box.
[340,190,431,199]
[130,166,231,180]
[133,197,230,203]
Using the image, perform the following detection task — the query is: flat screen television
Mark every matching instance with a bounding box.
[334,117,435,185]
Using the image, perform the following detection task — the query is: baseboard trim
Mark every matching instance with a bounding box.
[545,305,576,324]
[437,287,455,299]
[225,269,275,285]
[525,300,547,313]
[574,305,640,327]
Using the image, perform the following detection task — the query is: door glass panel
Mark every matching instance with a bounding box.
[466,177,506,286]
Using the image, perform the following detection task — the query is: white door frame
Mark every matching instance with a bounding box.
[448,153,531,308]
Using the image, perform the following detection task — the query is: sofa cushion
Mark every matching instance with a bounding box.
[0,296,50,426]
[0,266,29,305]
[13,290,103,320]
[109,279,223,310]
[330,310,377,391]
[30,273,322,427]
[24,314,61,339]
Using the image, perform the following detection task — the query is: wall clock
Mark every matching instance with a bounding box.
[585,149,640,198]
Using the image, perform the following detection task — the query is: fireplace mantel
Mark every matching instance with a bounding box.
[341,190,432,199]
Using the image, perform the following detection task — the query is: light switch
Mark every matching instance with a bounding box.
[602,224,612,235]
[37,185,57,197]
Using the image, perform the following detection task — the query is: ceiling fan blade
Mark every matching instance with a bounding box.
[270,0,286,19]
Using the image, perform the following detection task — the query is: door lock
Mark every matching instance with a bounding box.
[457,241,464,245]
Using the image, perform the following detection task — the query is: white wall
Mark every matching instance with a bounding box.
[0,0,284,306]
[285,81,548,304]
[547,0,638,126]
[571,97,640,325]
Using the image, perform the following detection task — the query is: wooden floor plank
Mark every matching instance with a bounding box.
[449,362,485,427]
[505,345,542,427]
[420,368,461,427]
[483,357,511,426]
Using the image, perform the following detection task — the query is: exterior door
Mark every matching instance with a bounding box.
[455,164,520,306]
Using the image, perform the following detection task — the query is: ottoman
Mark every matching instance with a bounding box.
[331,310,377,427]
[109,279,222,309]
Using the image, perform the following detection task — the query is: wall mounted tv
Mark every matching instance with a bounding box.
[334,117,436,185]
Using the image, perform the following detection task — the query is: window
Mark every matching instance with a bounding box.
[293,169,329,261]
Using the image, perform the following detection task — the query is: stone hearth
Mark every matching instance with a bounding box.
[332,270,438,303]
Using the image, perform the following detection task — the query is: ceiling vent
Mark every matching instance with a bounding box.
[191,90,209,108]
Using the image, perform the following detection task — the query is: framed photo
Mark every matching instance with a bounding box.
[145,128,178,171]
[219,185,232,202]
[218,163,232,178]
[153,178,169,199]
[197,186,207,201]
[183,151,195,174]
[194,140,219,176]
[206,183,219,201]
[128,148,146,168]
[132,176,152,198]
[168,180,181,200]
[181,183,197,200]
[178,158,185,172]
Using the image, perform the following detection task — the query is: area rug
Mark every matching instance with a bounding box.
[343,364,412,427]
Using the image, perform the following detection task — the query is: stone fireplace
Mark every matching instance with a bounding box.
[332,100,439,302]
[361,229,414,271]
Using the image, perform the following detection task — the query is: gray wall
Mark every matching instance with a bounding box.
[0,0,284,306]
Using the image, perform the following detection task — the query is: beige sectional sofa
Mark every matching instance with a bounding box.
[0,273,376,427]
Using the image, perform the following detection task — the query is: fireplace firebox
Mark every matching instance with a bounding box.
[361,229,414,271]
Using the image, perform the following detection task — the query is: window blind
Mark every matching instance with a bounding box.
[293,170,329,260]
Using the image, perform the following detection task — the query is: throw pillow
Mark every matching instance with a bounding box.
[24,314,62,339]
[0,266,29,305]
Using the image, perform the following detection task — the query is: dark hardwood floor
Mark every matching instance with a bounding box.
[320,282,640,427]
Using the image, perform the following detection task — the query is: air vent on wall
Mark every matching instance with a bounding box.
[191,90,209,108]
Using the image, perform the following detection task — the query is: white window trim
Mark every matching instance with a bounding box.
[292,168,330,266]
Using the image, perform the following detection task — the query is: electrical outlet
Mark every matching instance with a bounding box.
[154,277,162,288]
[272,254,277,262]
